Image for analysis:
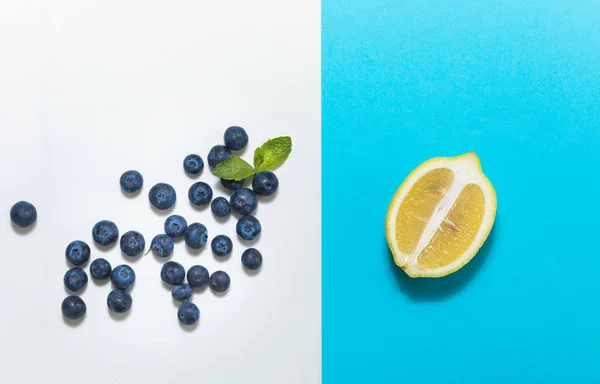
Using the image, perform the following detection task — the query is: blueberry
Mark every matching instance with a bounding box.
[187,265,209,288]
[119,230,145,257]
[241,248,263,270]
[183,154,204,175]
[64,268,88,292]
[211,197,231,218]
[111,265,136,290]
[184,223,208,249]
[188,182,213,206]
[107,289,132,313]
[223,126,249,150]
[61,296,86,320]
[148,183,177,210]
[177,301,200,326]
[221,178,245,190]
[90,258,112,280]
[92,220,119,246]
[211,235,233,257]
[119,170,143,193]
[207,145,231,168]
[252,171,279,196]
[10,201,37,228]
[161,261,186,285]
[229,188,258,215]
[150,234,174,258]
[209,270,230,293]
[172,283,193,302]
[164,215,187,238]
[236,215,262,241]
[65,240,91,266]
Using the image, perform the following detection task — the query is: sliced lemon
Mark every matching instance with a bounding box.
[385,152,496,278]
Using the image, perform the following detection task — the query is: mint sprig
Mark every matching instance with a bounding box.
[213,136,292,181]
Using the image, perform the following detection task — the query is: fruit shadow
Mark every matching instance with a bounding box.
[389,224,496,302]
[64,285,88,295]
[257,190,278,205]
[107,307,131,321]
[121,251,144,263]
[185,245,208,257]
[213,254,231,263]
[149,202,174,215]
[62,315,85,327]
[92,241,117,253]
[189,201,210,213]
[120,188,142,199]
[243,265,261,277]
[179,318,200,332]
[91,277,110,287]
[11,221,37,235]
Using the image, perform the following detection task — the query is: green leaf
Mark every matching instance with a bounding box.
[213,156,256,181]
[253,136,292,172]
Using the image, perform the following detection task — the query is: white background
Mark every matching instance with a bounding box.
[0,1,320,383]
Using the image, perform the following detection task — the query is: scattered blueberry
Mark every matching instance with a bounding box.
[183,154,204,175]
[164,215,188,238]
[184,223,208,249]
[64,268,88,292]
[148,183,177,210]
[10,201,37,228]
[223,126,249,150]
[161,261,186,285]
[172,283,193,302]
[209,270,231,293]
[236,215,262,241]
[92,220,119,246]
[187,265,209,288]
[211,197,231,218]
[107,289,132,313]
[207,145,231,168]
[211,235,233,257]
[177,301,200,326]
[111,265,136,290]
[242,248,263,270]
[230,188,258,215]
[120,230,145,257]
[221,178,245,190]
[188,182,213,206]
[150,234,174,258]
[252,171,279,196]
[65,240,91,266]
[90,258,112,280]
[119,170,144,193]
[61,296,86,320]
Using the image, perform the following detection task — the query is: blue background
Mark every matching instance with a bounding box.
[322,1,600,382]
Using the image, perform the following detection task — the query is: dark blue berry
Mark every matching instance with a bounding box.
[183,154,204,175]
[92,220,119,246]
[230,188,258,215]
[221,178,245,190]
[119,230,145,257]
[65,240,90,266]
[150,234,174,258]
[188,182,213,206]
[211,235,233,257]
[148,183,177,210]
[172,283,193,302]
[223,126,249,150]
[90,258,112,280]
[236,215,262,241]
[161,261,185,285]
[209,270,230,293]
[61,296,86,320]
[177,301,200,326]
[119,170,143,193]
[10,201,37,228]
[211,197,231,218]
[241,248,263,270]
[111,265,136,290]
[252,171,279,196]
[64,268,88,292]
[187,265,209,288]
[207,145,231,168]
[107,289,132,313]
[164,215,187,238]
[184,223,208,249]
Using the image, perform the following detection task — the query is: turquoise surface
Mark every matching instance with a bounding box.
[322,1,600,382]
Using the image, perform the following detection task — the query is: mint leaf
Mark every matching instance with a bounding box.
[213,156,256,181]
[253,136,292,172]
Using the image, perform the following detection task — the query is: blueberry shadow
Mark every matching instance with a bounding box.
[189,201,210,212]
[64,285,88,295]
[172,298,182,307]
[258,190,278,205]
[91,277,110,287]
[214,254,231,263]
[62,315,85,327]
[184,170,203,179]
[162,281,172,291]
[185,245,207,256]
[390,225,496,302]
[192,285,208,294]
[179,318,200,332]
[11,221,37,235]
[92,241,117,253]
[153,253,173,262]
[65,259,90,268]
[122,251,144,263]
[243,265,261,276]
[120,188,142,199]
[149,202,175,215]
[210,288,229,298]
[214,215,231,224]
[108,307,131,321]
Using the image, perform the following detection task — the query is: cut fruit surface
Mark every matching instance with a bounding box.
[385,153,496,278]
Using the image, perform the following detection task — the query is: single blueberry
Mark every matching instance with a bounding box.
[223,126,249,150]
[10,201,37,228]
[150,234,174,258]
[164,215,188,238]
[107,289,132,313]
[183,154,204,175]
[211,197,231,218]
[187,265,209,288]
[221,178,245,191]
[61,296,86,320]
[172,283,193,302]
[188,182,213,206]
[90,258,112,280]
[119,170,143,193]
[119,230,145,257]
[65,240,91,266]
[64,268,88,292]
[236,215,262,241]
[241,248,263,270]
[209,270,230,293]
[184,223,208,249]
[148,183,177,210]
[177,301,200,326]
[229,188,258,215]
[161,261,186,285]
[92,220,119,246]
[252,171,279,196]
[207,145,231,168]
[111,264,136,290]
[211,235,233,257]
